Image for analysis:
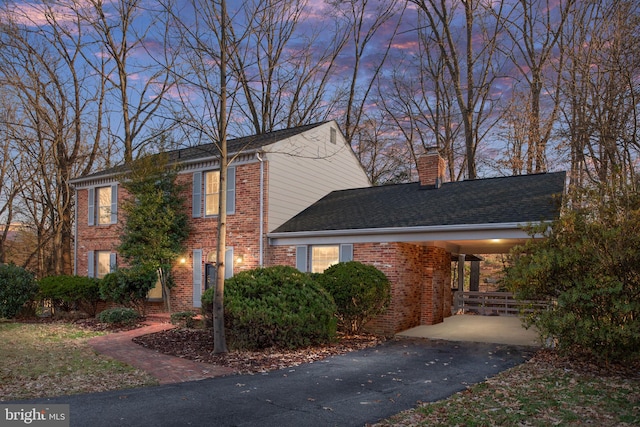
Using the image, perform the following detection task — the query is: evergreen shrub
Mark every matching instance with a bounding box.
[38,275,102,316]
[99,265,157,314]
[0,264,38,319]
[97,307,140,325]
[316,261,391,334]
[202,266,337,350]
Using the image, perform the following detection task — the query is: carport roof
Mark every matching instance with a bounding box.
[272,171,566,234]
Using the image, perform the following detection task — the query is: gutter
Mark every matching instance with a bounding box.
[73,187,78,275]
[268,221,548,245]
[256,152,264,266]
[69,148,262,187]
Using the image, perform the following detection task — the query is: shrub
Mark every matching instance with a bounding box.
[0,264,38,319]
[202,266,337,350]
[97,307,140,325]
[316,261,391,334]
[38,275,102,316]
[170,311,197,328]
[504,195,640,363]
[99,265,158,314]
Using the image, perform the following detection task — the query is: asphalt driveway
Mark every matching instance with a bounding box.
[23,338,535,427]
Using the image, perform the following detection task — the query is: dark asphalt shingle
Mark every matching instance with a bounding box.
[74,122,327,181]
[273,171,566,232]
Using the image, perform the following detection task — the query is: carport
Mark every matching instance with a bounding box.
[268,151,566,336]
[397,314,541,346]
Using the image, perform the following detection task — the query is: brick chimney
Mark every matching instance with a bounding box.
[417,147,446,188]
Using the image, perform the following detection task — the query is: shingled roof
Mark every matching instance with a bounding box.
[272,171,566,233]
[72,122,327,182]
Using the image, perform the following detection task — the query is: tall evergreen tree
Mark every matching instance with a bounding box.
[118,154,190,312]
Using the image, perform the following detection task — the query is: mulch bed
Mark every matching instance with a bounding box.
[133,328,386,374]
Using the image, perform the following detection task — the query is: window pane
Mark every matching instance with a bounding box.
[97,187,112,225]
[96,252,111,278]
[205,171,220,216]
[148,278,163,300]
[311,246,339,273]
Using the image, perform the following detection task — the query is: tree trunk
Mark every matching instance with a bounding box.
[213,0,229,354]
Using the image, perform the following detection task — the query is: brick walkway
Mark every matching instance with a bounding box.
[87,322,235,385]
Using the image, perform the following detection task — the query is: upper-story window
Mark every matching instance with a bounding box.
[205,170,220,216]
[330,127,337,144]
[96,186,113,224]
[88,185,118,226]
[192,166,236,218]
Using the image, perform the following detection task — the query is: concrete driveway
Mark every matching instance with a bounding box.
[397,314,541,347]
[23,337,535,427]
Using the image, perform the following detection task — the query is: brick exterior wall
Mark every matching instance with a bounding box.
[78,159,453,331]
[76,162,268,314]
[266,242,453,336]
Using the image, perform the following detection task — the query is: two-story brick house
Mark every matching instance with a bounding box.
[72,121,370,311]
[72,121,565,336]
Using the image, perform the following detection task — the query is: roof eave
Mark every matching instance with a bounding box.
[268,221,550,245]
[69,147,261,187]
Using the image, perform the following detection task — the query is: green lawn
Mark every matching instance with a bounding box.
[0,322,157,401]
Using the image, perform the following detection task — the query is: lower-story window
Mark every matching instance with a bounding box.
[311,246,340,273]
[296,244,353,273]
[88,251,116,278]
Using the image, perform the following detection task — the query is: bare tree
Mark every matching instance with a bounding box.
[328,0,406,145]
[380,14,465,182]
[0,2,107,276]
[80,0,176,163]
[495,0,574,174]
[408,0,506,179]
[0,92,23,265]
[559,0,640,198]
[352,110,411,184]
[217,0,353,135]
[164,0,242,353]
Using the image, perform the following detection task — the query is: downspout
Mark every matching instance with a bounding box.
[256,152,264,266]
[73,187,78,275]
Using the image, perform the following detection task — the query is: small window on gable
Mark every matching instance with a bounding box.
[330,127,337,144]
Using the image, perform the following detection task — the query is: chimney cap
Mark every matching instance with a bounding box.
[425,146,440,155]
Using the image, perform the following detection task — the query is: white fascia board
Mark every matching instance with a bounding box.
[69,148,260,187]
[268,222,545,246]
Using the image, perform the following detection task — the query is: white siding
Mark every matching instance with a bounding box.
[265,121,370,232]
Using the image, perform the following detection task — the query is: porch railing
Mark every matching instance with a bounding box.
[453,291,549,316]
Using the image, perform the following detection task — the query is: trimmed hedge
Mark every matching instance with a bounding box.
[99,265,158,314]
[97,307,140,325]
[0,264,38,319]
[203,266,337,350]
[316,261,391,334]
[38,275,102,316]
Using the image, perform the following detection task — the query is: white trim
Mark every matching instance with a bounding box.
[69,150,260,187]
[268,222,547,246]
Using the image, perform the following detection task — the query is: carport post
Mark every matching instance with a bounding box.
[457,254,465,292]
